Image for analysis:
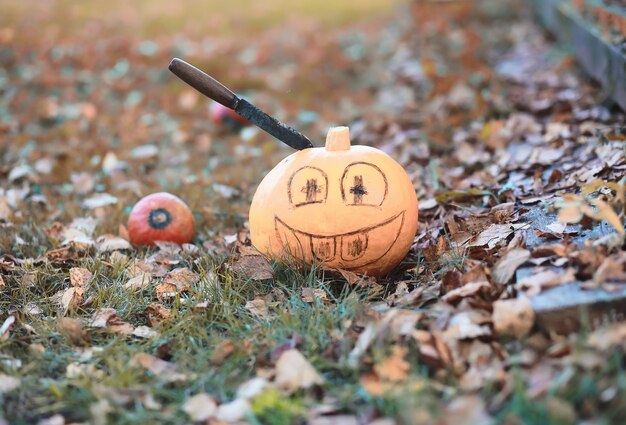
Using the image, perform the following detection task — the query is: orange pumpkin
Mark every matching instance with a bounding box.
[249,127,418,277]
[128,192,195,246]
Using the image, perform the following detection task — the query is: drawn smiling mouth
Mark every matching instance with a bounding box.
[274,211,405,268]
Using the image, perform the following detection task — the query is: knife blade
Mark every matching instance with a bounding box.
[168,58,314,150]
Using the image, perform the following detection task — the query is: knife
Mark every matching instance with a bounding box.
[168,58,314,150]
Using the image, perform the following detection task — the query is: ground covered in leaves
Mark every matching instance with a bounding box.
[1,1,626,424]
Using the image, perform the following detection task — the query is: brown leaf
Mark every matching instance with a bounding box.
[245,298,269,318]
[360,373,387,396]
[588,322,626,351]
[131,326,158,339]
[144,303,172,326]
[60,286,84,313]
[492,248,530,284]
[89,308,134,335]
[516,268,576,296]
[69,267,93,289]
[274,349,323,392]
[594,253,626,283]
[443,311,492,340]
[90,308,121,328]
[0,196,11,222]
[469,224,513,249]
[211,340,236,365]
[596,199,624,235]
[374,346,410,382]
[57,317,89,346]
[183,393,217,422]
[131,353,190,382]
[96,234,132,252]
[388,309,423,337]
[443,281,491,304]
[301,287,328,303]
[124,272,152,291]
[231,253,274,281]
[161,267,198,292]
[492,297,534,337]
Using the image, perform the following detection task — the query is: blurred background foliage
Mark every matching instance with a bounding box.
[0,0,402,40]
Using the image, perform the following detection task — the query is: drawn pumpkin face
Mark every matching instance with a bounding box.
[249,126,418,277]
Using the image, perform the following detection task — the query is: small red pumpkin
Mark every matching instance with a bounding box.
[128,192,194,246]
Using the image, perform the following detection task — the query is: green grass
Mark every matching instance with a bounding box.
[0,252,370,423]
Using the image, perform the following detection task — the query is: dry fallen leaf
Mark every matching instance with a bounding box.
[492,297,535,337]
[130,353,189,382]
[469,224,514,249]
[144,303,172,326]
[182,392,217,422]
[89,308,134,335]
[516,268,576,296]
[90,308,120,328]
[132,326,159,339]
[301,287,328,303]
[60,286,84,313]
[236,377,269,400]
[444,311,492,340]
[587,322,626,351]
[96,234,132,252]
[246,298,270,318]
[274,349,324,392]
[70,267,93,289]
[374,346,410,382]
[0,196,11,222]
[124,272,153,291]
[492,248,530,284]
[593,253,626,283]
[211,340,236,365]
[0,374,20,395]
[231,252,274,281]
[57,317,89,346]
[215,399,251,423]
[161,267,198,292]
[156,267,198,300]
[557,195,624,235]
[595,199,624,235]
[443,281,491,303]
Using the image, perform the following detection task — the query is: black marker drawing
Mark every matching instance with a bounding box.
[274,211,405,267]
[287,166,328,207]
[304,178,321,203]
[340,162,388,206]
[349,175,367,205]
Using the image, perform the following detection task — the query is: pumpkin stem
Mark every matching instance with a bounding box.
[325,126,351,151]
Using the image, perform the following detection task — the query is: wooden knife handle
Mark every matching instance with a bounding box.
[168,58,239,109]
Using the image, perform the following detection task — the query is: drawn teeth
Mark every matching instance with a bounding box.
[274,211,404,268]
[310,236,336,262]
[340,233,368,261]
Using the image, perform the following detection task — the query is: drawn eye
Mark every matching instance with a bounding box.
[288,166,328,207]
[341,162,387,206]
